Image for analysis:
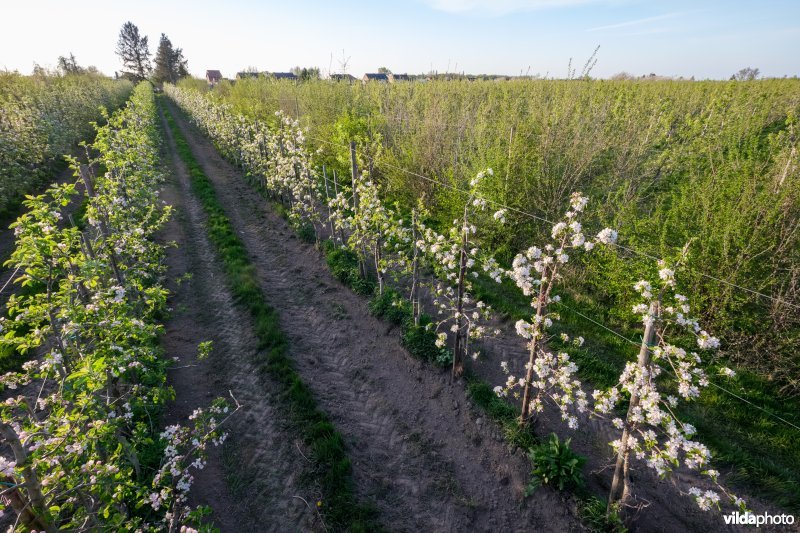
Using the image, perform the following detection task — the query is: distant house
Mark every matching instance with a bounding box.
[206,70,222,86]
[330,73,356,83]
[389,73,411,82]
[268,72,298,80]
[362,73,390,83]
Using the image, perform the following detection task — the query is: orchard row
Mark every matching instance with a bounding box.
[0,83,225,531]
[0,73,132,215]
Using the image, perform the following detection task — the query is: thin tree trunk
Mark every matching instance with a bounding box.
[519,261,559,425]
[410,211,420,326]
[0,423,54,532]
[374,238,384,294]
[608,299,660,515]
[452,208,469,379]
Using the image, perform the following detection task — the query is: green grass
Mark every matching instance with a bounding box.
[322,241,376,296]
[161,100,380,532]
[577,496,627,533]
[465,378,539,451]
[473,274,800,513]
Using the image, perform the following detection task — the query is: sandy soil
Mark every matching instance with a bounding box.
[158,106,319,532]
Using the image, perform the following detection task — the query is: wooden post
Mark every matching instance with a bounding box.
[349,140,359,209]
[332,170,345,244]
[304,167,319,244]
[410,209,420,326]
[349,141,366,278]
[608,299,661,514]
[505,126,514,204]
[323,165,335,240]
[79,164,94,198]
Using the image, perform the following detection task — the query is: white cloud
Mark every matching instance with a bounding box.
[587,12,683,32]
[421,0,603,16]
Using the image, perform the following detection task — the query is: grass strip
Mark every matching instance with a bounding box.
[161,100,379,532]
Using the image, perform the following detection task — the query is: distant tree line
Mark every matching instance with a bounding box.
[291,66,321,81]
[116,21,189,86]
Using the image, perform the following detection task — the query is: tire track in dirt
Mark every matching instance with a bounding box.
[157,106,319,532]
[166,100,583,532]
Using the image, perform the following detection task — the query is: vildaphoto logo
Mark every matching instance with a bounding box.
[723,511,795,528]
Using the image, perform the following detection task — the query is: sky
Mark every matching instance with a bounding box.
[2,0,799,79]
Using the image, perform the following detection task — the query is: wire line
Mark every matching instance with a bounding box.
[303,134,799,311]
[556,301,800,433]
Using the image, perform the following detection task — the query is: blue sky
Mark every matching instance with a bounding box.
[3,0,799,79]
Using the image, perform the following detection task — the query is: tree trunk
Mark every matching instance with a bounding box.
[410,216,420,326]
[0,423,54,532]
[608,300,660,515]
[452,210,469,379]
[519,335,539,424]
[374,238,384,295]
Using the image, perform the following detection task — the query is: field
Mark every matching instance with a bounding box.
[0,72,797,532]
[190,76,800,393]
[178,76,800,512]
[0,72,132,217]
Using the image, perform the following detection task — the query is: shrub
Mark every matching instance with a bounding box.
[526,433,586,493]
[400,314,450,365]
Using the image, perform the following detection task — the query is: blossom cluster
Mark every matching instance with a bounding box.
[594,258,744,513]
[150,400,233,527]
[499,193,617,426]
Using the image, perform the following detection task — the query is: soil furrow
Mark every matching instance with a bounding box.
[165,101,583,532]
[158,107,318,532]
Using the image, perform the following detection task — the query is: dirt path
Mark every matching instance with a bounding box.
[165,101,583,532]
[157,107,319,532]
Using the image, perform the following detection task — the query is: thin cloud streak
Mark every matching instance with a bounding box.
[587,12,683,32]
[620,26,676,37]
[421,0,605,16]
